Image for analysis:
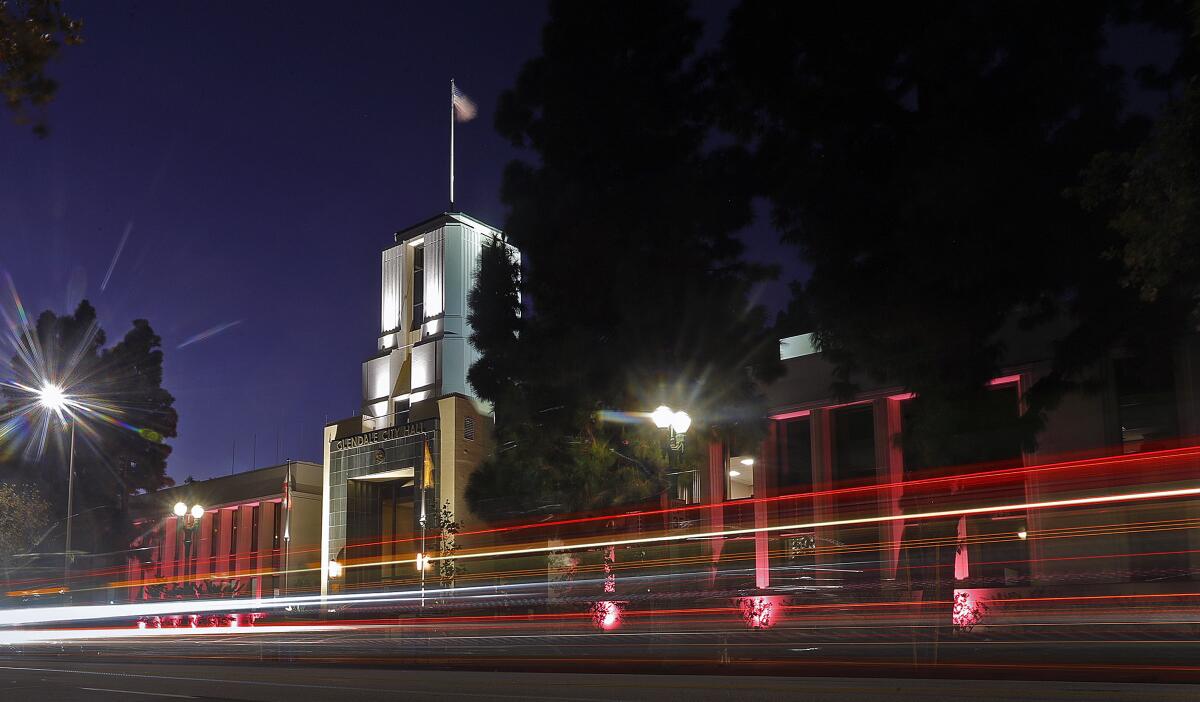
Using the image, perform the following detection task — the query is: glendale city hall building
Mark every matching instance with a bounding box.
[320,211,518,596]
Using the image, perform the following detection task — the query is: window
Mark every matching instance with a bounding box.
[209,513,220,570]
[1114,352,1178,453]
[726,442,755,500]
[833,405,876,482]
[463,416,476,441]
[972,515,1030,585]
[667,470,699,505]
[272,502,281,550]
[778,418,812,492]
[250,505,261,553]
[901,385,1022,476]
[229,509,239,558]
[410,245,425,330]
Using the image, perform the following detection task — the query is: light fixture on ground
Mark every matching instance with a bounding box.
[37,383,76,592]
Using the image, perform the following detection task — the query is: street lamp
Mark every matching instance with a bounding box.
[37,383,76,592]
[173,501,204,582]
[651,405,691,454]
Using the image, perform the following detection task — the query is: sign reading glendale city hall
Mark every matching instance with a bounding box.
[332,424,428,451]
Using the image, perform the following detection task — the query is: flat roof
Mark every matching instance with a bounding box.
[393,211,504,245]
[128,461,321,519]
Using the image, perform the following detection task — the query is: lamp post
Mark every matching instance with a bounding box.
[651,405,695,508]
[651,405,691,463]
[36,384,76,592]
[173,501,205,584]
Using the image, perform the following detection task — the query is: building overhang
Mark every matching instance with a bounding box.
[349,467,415,483]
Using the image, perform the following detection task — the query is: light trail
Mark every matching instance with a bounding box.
[0,623,361,645]
[359,484,1200,569]
[53,486,1200,599]
[42,443,1197,588]
[177,319,243,349]
[326,442,1200,553]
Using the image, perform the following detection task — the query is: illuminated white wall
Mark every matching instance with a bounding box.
[363,213,518,420]
[363,355,391,401]
[411,342,436,390]
[380,244,404,344]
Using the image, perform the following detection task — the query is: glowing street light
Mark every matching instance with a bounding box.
[172,501,204,581]
[328,559,344,579]
[37,383,67,414]
[670,410,691,435]
[649,405,690,454]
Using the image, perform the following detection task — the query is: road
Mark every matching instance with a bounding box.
[0,658,1197,702]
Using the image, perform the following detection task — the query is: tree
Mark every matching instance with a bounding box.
[1,300,178,521]
[466,238,525,437]
[465,0,781,522]
[0,482,51,574]
[714,1,1177,468]
[0,0,83,136]
[1079,2,1200,328]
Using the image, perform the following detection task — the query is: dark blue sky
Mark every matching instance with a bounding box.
[2,1,796,482]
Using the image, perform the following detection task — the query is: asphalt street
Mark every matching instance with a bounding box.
[0,659,1197,702]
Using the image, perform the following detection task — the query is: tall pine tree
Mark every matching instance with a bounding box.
[466,0,781,523]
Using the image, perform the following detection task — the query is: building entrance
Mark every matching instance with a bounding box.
[346,477,415,587]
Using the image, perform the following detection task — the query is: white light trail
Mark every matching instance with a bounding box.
[100,221,132,292]
[177,320,243,349]
[361,485,1200,569]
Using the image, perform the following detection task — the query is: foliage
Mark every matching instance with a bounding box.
[467,238,525,435]
[0,0,82,136]
[713,1,1190,468]
[466,0,781,522]
[1,300,178,518]
[0,481,50,563]
[437,499,463,587]
[1078,4,1200,327]
[465,421,677,524]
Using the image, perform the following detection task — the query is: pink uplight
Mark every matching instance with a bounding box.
[738,596,779,629]
[591,600,623,630]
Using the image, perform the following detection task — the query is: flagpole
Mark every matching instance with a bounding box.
[449,78,455,211]
[420,439,428,607]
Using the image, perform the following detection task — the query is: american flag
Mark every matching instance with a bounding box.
[451,82,477,122]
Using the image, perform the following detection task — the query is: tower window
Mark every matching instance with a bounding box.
[411,245,425,331]
[463,416,476,441]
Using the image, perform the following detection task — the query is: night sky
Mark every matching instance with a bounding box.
[2,1,797,483]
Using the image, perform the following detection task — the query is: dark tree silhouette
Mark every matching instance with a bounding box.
[1079,1,1200,327]
[0,0,83,136]
[465,0,781,522]
[714,1,1188,468]
[467,238,525,436]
